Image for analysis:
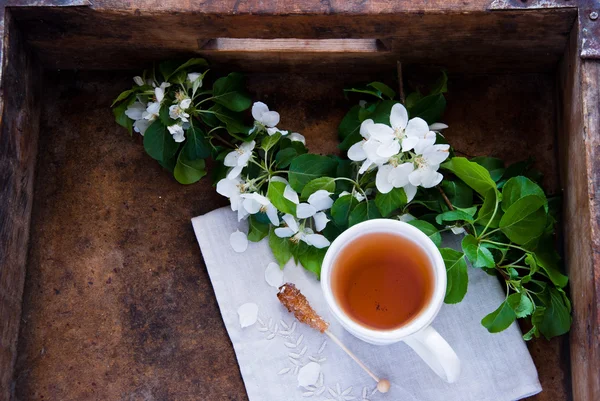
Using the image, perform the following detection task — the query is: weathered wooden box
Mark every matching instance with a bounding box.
[1,1,598,400]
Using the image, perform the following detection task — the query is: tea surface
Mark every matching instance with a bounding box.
[331,233,434,330]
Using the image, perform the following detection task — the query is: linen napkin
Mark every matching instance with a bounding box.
[192,206,542,401]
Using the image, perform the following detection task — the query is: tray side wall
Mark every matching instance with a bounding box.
[558,20,600,401]
[0,11,41,401]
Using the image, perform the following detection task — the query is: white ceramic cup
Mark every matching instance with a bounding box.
[321,219,461,383]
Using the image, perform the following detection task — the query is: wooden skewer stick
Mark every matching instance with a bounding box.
[397,60,406,104]
[324,330,391,393]
[277,283,390,393]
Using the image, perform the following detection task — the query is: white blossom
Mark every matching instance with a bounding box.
[288,132,306,144]
[347,119,388,174]
[143,101,160,121]
[339,190,365,202]
[169,100,191,122]
[224,140,256,179]
[239,192,280,226]
[252,102,280,128]
[133,76,144,86]
[216,177,251,221]
[367,103,429,157]
[154,82,171,103]
[167,124,185,143]
[266,127,288,136]
[187,72,203,84]
[296,190,333,219]
[274,214,330,249]
[125,101,145,120]
[408,144,450,188]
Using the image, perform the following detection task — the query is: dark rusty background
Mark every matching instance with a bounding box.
[13,70,570,400]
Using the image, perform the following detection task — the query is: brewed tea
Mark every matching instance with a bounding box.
[331,233,434,330]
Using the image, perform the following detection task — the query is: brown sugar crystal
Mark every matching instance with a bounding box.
[277,283,329,333]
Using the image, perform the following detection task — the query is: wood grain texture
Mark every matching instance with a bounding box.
[9,7,576,73]
[13,70,569,401]
[558,22,600,401]
[0,11,41,401]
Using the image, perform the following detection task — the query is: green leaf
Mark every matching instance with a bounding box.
[537,288,572,339]
[288,154,338,192]
[267,181,297,215]
[499,195,547,245]
[501,176,547,212]
[183,124,211,160]
[211,72,252,112]
[461,234,495,268]
[301,177,336,199]
[338,105,362,140]
[261,132,281,151]
[409,93,446,125]
[368,82,396,99]
[168,58,208,80]
[248,215,270,242]
[208,104,252,136]
[533,239,568,288]
[440,180,474,208]
[435,209,475,225]
[441,157,497,197]
[298,246,327,279]
[471,157,505,182]
[406,220,442,247]
[507,293,533,318]
[344,87,384,100]
[269,228,293,267]
[476,189,502,228]
[331,195,359,227]
[111,89,136,107]
[174,153,206,184]
[348,201,381,227]
[429,70,448,95]
[143,120,179,162]
[275,148,298,168]
[481,300,517,333]
[112,95,135,134]
[369,100,397,124]
[440,248,468,304]
[338,131,363,151]
[405,91,422,109]
[159,60,181,81]
[375,188,407,217]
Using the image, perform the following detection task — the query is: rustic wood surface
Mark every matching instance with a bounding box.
[0,13,41,401]
[9,6,576,73]
[558,22,600,401]
[12,69,570,400]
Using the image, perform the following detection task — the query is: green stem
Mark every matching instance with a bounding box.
[479,199,499,238]
[481,240,528,253]
[481,227,501,239]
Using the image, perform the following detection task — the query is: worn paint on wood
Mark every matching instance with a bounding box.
[0,12,41,401]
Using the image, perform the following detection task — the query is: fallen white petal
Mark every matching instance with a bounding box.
[237,303,258,328]
[264,262,284,288]
[303,234,330,249]
[230,230,248,253]
[450,226,466,235]
[298,362,321,387]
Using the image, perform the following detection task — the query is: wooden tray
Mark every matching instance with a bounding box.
[0,2,598,400]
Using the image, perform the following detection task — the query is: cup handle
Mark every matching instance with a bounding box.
[402,326,461,383]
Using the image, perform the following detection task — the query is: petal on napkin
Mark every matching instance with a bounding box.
[297,362,321,387]
[237,303,258,328]
[264,262,284,288]
[230,230,248,253]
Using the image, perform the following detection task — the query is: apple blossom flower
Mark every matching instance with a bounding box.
[408,144,450,188]
[347,119,388,174]
[133,76,144,86]
[169,98,192,122]
[252,102,280,128]
[239,192,280,226]
[367,103,429,158]
[216,176,251,221]
[143,101,160,121]
[274,214,330,249]
[224,140,255,180]
[125,101,152,135]
[294,190,334,219]
[167,124,186,143]
[154,82,171,103]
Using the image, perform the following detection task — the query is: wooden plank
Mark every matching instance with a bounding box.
[0,11,41,401]
[8,7,576,73]
[557,20,600,401]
